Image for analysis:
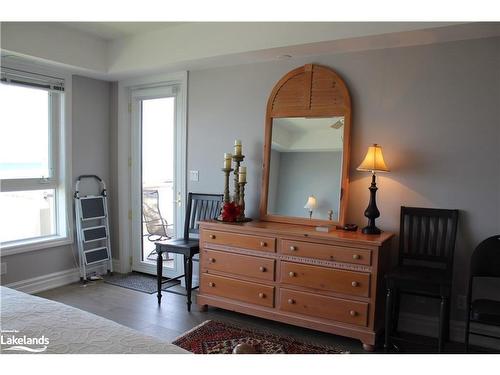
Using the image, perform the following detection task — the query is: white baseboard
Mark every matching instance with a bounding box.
[112,259,122,273]
[399,312,500,350]
[5,259,120,295]
[6,268,80,294]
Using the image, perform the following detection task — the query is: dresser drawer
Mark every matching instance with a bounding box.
[280,261,370,297]
[200,274,275,307]
[203,249,275,281]
[281,239,371,266]
[279,288,369,327]
[202,230,276,253]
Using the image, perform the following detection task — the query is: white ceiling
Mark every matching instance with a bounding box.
[2,22,500,80]
[61,22,184,40]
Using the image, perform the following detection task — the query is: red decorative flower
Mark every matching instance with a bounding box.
[221,202,241,222]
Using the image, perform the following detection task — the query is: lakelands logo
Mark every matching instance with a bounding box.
[1,330,49,353]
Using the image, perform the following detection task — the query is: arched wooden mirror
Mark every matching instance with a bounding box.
[259,64,352,227]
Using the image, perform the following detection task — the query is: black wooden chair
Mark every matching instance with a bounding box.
[464,235,500,352]
[385,206,459,353]
[155,193,223,311]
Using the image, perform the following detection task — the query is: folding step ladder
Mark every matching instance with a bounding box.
[74,175,113,282]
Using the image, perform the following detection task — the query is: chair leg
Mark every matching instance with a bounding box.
[464,308,471,353]
[438,296,449,353]
[157,249,163,305]
[184,255,193,312]
[392,288,401,334]
[444,297,451,341]
[384,287,394,352]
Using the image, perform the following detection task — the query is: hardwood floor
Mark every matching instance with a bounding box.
[36,279,468,354]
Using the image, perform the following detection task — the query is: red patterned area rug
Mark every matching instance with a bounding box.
[172,320,349,354]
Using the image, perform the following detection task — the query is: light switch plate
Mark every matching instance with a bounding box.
[189,170,199,181]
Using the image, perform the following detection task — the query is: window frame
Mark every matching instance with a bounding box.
[0,62,72,256]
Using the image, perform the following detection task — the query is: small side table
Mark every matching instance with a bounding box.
[155,239,200,312]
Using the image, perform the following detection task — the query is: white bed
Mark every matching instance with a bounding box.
[0,286,189,354]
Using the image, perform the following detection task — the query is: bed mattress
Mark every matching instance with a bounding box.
[0,286,188,354]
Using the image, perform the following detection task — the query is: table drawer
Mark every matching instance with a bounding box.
[279,288,369,327]
[281,239,371,266]
[203,249,275,281]
[280,261,370,297]
[200,274,275,307]
[202,229,276,253]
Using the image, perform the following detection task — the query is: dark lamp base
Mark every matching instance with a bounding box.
[361,173,382,236]
[362,225,381,235]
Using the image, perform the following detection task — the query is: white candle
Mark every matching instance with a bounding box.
[234,139,242,156]
[239,166,247,183]
[224,153,232,169]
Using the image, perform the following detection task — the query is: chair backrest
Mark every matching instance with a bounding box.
[470,235,500,278]
[142,190,166,237]
[399,206,459,275]
[184,193,223,239]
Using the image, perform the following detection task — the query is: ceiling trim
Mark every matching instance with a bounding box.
[2,22,499,81]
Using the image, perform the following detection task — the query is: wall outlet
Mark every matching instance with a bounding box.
[457,295,467,310]
[0,262,6,275]
[189,170,199,182]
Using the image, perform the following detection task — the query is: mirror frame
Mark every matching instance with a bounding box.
[259,64,352,227]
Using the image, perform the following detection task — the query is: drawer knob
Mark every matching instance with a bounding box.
[258,292,265,299]
[287,299,295,304]
[260,241,267,247]
[209,234,216,239]
[208,258,215,263]
[289,271,296,277]
[351,281,359,287]
[352,254,360,260]
[290,246,297,251]
[259,266,266,272]
[208,282,215,287]
[349,310,357,317]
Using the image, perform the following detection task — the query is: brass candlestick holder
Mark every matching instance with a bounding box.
[221,167,233,203]
[216,145,252,223]
[237,181,251,222]
[232,154,245,203]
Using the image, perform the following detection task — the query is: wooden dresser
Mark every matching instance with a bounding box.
[197,220,394,351]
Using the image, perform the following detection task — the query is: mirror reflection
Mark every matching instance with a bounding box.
[267,117,344,221]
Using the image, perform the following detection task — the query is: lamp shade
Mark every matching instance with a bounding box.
[357,144,390,173]
[304,195,318,210]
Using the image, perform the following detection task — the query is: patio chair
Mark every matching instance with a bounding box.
[143,189,173,261]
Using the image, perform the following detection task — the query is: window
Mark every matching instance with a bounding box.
[0,67,69,252]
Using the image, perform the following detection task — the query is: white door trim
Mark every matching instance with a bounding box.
[130,85,184,276]
[117,71,188,275]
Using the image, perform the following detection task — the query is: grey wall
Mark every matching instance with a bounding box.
[1,76,112,284]
[271,151,342,219]
[187,37,500,320]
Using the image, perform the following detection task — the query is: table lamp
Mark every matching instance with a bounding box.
[357,144,390,234]
[304,195,318,219]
